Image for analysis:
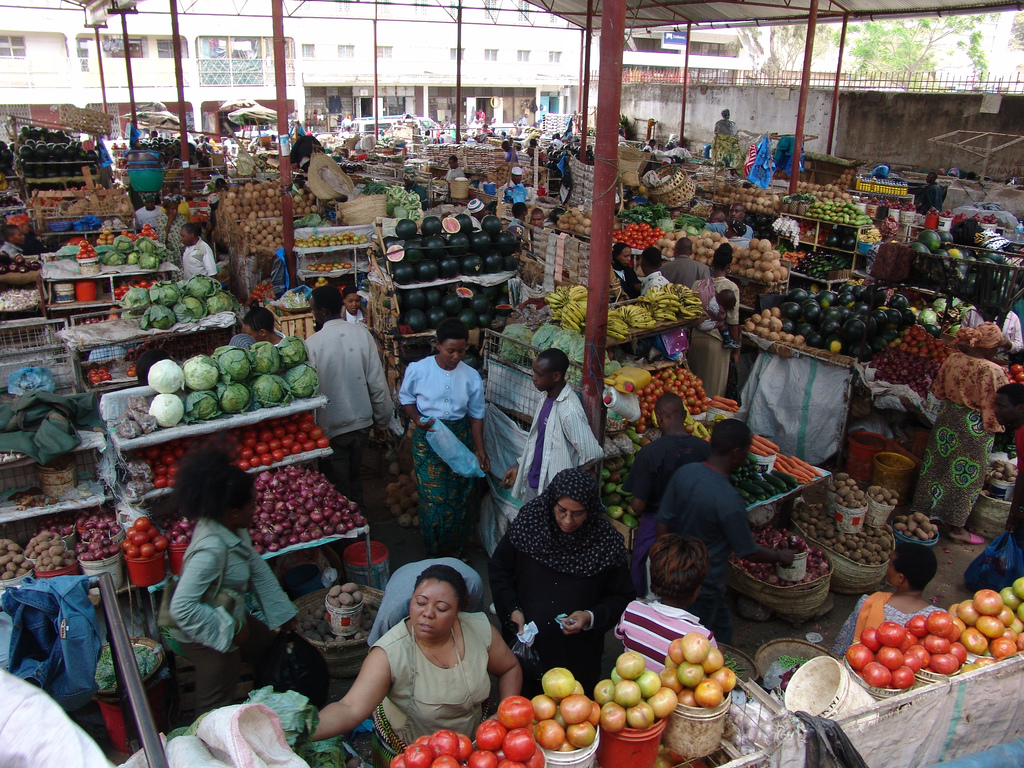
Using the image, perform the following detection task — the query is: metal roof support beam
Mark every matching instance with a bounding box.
[120,11,137,129]
[789,0,817,194]
[373,10,380,138]
[680,21,691,142]
[169,0,191,190]
[583,0,626,438]
[94,27,108,115]
[456,1,462,143]
[579,0,593,158]
[272,0,296,287]
[826,12,848,156]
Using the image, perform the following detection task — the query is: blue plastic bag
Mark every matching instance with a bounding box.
[964,531,1024,592]
[7,367,56,395]
[425,420,485,478]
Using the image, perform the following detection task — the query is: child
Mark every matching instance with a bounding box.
[343,285,364,324]
[638,247,670,295]
[695,244,740,349]
[180,222,217,283]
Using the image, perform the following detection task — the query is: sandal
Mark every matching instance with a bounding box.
[948,530,984,545]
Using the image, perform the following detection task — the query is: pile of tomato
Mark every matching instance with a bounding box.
[612,222,665,250]
[1009,364,1024,385]
[635,367,707,433]
[87,366,112,386]
[892,325,951,364]
[121,516,168,561]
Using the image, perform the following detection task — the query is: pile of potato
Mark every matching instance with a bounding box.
[220,181,318,255]
[795,181,855,202]
[327,582,363,609]
[744,307,804,346]
[793,501,893,565]
[385,474,419,529]
[867,485,899,507]
[297,584,377,645]
[0,539,31,581]
[828,472,868,510]
[24,531,76,572]
[556,208,592,237]
[987,459,1017,484]
[713,187,782,215]
[891,512,938,542]
[688,230,730,265]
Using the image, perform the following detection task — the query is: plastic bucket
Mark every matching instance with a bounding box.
[784,656,874,719]
[866,498,895,528]
[939,217,953,232]
[871,452,917,503]
[168,544,189,576]
[846,431,887,484]
[924,214,940,229]
[76,280,98,301]
[856,241,873,255]
[35,561,82,579]
[97,679,165,754]
[834,503,866,534]
[36,455,77,499]
[662,696,730,761]
[0,571,32,597]
[343,541,390,590]
[969,494,1012,540]
[326,599,364,637]
[541,730,600,767]
[125,552,166,588]
[78,260,101,277]
[284,563,323,599]
[596,718,667,768]
[751,453,777,474]
[54,282,76,303]
[127,168,165,193]
[776,550,808,582]
[482,183,497,195]
[988,478,1014,501]
[81,551,125,592]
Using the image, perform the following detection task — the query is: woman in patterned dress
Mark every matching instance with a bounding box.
[911,323,1009,544]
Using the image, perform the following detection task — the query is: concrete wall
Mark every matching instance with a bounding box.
[605,83,1024,179]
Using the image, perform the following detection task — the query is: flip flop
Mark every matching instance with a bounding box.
[949,531,984,545]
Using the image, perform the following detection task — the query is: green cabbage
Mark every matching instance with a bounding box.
[218,382,251,413]
[277,336,308,367]
[919,309,938,326]
[213,345,251,383]
[183,390,221,422]
[113,234,135,254]
[252,373,293,407]
[138,252,160,271]
[149,281,181,307]
[182,355,220,391]
[148,359,185,393]
[184,274,217,300]
[134,236,158,255]
[498,324,534,365]
[205,290,234,314]
[120,286,151,317]
[250,341,281,375]
[140,304,176,331]
[531,323,560,351]
[282,364,319,398]
[149,393,185,427]
[126,252,139,265]
[102,250,126,267]
[173,296,208,324]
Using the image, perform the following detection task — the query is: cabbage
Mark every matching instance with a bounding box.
[184,274,217,300]
[218,382,251,413]
[138,252,160,271]
[183,390,221,422]
[134,236,158,255]
[932,298,947,312]
[126,252,138,265]
[205,290,234,314]
[498,324,534,365]
[283,364,319,398]
[182,355,220,391]
[252,373,293,407]
[148,359,184,393]
[277,336,308,367]
[531,323,560,351]
[102,251,126,267]
[149,281,181,307]
[149,393,184,428]
[173,296,207,324]
[140,304,176,331]
[249,341,281,375]
[120,286,150,316]
[113,234,135,254]
[919,309,938,326]
[213,345,251,383]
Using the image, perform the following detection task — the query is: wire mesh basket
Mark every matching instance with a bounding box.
[0,317,75,395]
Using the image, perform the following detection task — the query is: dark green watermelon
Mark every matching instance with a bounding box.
[401,289,427,311]
[423,236,447,259]
[460,254,483,275]
[797,323,816,338]
[470,295,490,314]
[888,293,909,311]
[780,302,802,320]
[780,319,795,335]
[403,309,428,332]
[457,308,478,329]
[819,319,841,337]
[805,332,824,349]
[478,312,494,328]
[494,231,519,256]
[788,288,809,303]
[416,261,439,282]
[425,288,443,306]
[441,294,463,315]
[502,255,518,272]
[439,258,460,278]
[818,290,836,309]
[480,215,502,235]
[426,306,447,328]
[482,252,503,273]
[468,231,492,255]
[395,219,418,239]
[404,247,425,264]
[391,262,415,285]
[456,213,474,231]
[841,318,866,343]
[420,216,443,237]
[448,233,470,256]
[801,301,822,324]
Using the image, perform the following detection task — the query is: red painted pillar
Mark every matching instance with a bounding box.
[789,0,818,194]
[581,0,626,437]
[827,13,849,156]
[680,22,691,142]
[271,0,295,285]
[579,0,594,158]
[168,0,191,190]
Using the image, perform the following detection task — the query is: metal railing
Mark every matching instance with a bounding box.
[196,57,295,87]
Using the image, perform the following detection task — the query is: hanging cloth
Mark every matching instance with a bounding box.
[746,135,775,189]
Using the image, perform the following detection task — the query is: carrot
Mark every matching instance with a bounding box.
[748,444,770,457]
[755,434,780,453]
[713,396,739,408]
[775,455,814,483]
[751,435,779,454]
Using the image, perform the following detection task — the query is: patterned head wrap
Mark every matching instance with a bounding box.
[955,322,1005,349]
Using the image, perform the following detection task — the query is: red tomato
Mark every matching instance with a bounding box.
[152,536,169,552]
[476,719,508,752]
[926,611,953,636]
[501,729,536,762]
[890,666,915,690]
[255,442,270,456]
[906,645,931,667]
[258,429,274,443]
[389,756,407,768]
[295,431,308,443]
[431,758,460,768]
[125,544,140,558]
[128,530,149,546]
[906,614,929,639]
[402,746,433,768]
[524,750,545,768]
[144,446,161,460]
[497,696,535,730]
[302,440,317,452]
[154,465,169,477]
[923,634,951,655]
[268,439,282,452]
[285,422,299,434]
[239,460,251,471]
[861,661,892,688]
[860,627,882,652]
[902,653,922,673]
[457,734,473,762]
[160,453,176,466]
[272,449,286,463]
[139,543,156,558]
[949,642,968,665]
[290,444,303,455]
[272,426,286,439]
[845,643,874,672]
[497,761,526,768]
[134,517,152,531]
[308,426,324,440]
[428,730,461,758]
[876,622,906,649]
[316,437,330,449]
[467,752,499,768]
[154,476,168,488]
[243,435,258,448]
[281,437,295,449]
[173,445,186,459]
[928,653,961,675]
[260,454,273,466]
[876,646,904,671]
[240,447,254,460]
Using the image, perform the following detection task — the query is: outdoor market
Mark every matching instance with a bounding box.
[4,0,1024,767]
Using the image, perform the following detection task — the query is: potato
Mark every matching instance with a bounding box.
[327,595,340,607]
[341,582,358,593]
[339,593,354,606]
[397,513,413,528]
[351,590,363,604]
[328,585,343,598]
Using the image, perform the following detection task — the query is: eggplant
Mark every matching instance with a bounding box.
[27,261,41,271]
[0,264,8,274]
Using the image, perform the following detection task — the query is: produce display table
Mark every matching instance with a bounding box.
[294,224,373,281]
[42,261,179,316]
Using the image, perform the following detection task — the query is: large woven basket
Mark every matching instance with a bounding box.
[647,165,696,205]
[337,195,387,225]
[294,585,383,679]
[968,494,1011,540]
[754,639,837,679]
[95,637,165,701]
[449,178,471,200]
[792,520,890,595]
[726,560,831,624]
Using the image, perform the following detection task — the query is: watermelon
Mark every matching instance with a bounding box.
[483,252,504,273]
[460,254,483,275]
[403,309,428,332]
[448,233,470,256]
[841,318,865,343]
[395,219,418,239]
[780,302,802,320]
[788,288,809,303]
[469,231,492,255]
[910,241,931,255]
[917,229,942,252]
[470,295,490,314]
[420,216,443,237]
[439,258,460,278]
[391,262,415,285]
[457,308,479,329]
[442,216,462,234]
[502,255,518,272]
[416,261,439,282]
[456,213,474,231]
[441,294,463,315]
[423,236,447,259]
[426,306,447,328]
[425,288,443,306]
[401,289,427,311]
[494,230,519,256]
[480,215,502,235]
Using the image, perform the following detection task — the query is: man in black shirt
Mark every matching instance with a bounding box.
[622,393,711,595]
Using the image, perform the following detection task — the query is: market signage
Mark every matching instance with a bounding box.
[662,31,688,48]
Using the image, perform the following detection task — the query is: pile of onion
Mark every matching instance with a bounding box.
[166,516,196,548]
[730,524,830,585]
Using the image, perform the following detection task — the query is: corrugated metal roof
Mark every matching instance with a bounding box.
[525,0,1022,29]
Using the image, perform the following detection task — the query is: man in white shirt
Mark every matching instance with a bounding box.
[502,348,602,503]
[1,224,24,259]
[134,194,161,230]
[638,247,671,295]
[180,222,218,283]
[444,154,465,183]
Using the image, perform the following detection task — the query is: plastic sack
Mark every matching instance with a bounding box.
[964,531,1024,592]
[655,327,689,361]
[511,622,543,682]
[7,366,56,395]
[254,631,329,708]
[425,420,485,478]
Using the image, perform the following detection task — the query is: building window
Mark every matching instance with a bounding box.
[549,51,561,63]
[302,44,315,58]
[450,48,464,61]
[0,36,26,58]
[197,36,293,87]
[338,45,354,59]
[484,0,499,22]
[156,38,188,59]
[517,50,530,62]
[484,49,498,61]
[102,35,145,59]
[76,38,90,72]
[689,41,740,57]
[518,1,530,21]
[377,46,393,59]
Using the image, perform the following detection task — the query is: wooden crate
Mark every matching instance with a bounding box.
[279,311,316,339]
[608,517,636,552]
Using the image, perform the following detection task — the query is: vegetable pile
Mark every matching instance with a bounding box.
[75,511,123,562]
[869,348,941,398]
[828,473,868,511]
[0,288,40,312]
[25,531,77,572]
[120,517,168,562]
[891,325,951,364]
[730,525,830,585]
[988,458,1018,486]
[218,182,318,255]
[100,228,162,270]
[867,485,899,507]
[385,473,420,529]
[95,644,160,691]
[120,274,237,330]
[297,584,377,645]
[792,501,893,566]
[0,539,31,581]
[891,512,938,543]
[555,207,592,236]
[612,222,665,250]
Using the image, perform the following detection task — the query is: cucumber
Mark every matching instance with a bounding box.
[763,474,787,494]
[735,480,763,497]
[771,470,800,490]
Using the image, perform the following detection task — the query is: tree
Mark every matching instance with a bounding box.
[848,17,987,76]
[1010,11,1024,51]
[759,24,839,75]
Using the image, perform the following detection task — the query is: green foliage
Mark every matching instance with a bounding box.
[849,17,987,76]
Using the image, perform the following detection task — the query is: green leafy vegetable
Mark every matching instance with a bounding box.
[184,274,217,300]
[140,304,176,331]
[205,290,235,314]
[148,281,181,307]
[277,336,308,367]
[183,390,221,422]
[218,382,251,413]
[249,341,281,375]
[182,355,220,391]
[619,203,670,227]
[251,373,292,407]
[283,364,319,398]
[173,296,207,324]
[213,345,251,383]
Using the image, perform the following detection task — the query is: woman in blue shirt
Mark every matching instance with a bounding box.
[399,319,489,557]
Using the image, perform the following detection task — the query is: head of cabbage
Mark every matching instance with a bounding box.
[102,250,126,267]
[120,286,151,316]
[249,341,281,375]
[251,374,293,407]
[182,355,220,391]
[149,281,181,308]
[282,364,319,398]
[140,304,176,331]
[173,296,207,324]
[148,359,184,394]
[184,274,217,300]
[138,252,160,271]
[218,382,251,413]
[183,390,221,422]
[205,290,235,315]
[212,345,251,383]
[149,393,185,428]
[277,336,308,367]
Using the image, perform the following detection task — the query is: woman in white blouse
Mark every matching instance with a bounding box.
[399,319,489,557]
[343,285,365,324]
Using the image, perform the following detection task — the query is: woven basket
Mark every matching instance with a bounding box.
[647,166,697,206]
[294,585,383,678]
[337,195,387,226]
[968,494,1011,540]
[726,560,831,624]
[0,272,39,286]
[95,637,165,701]
[58,104,113,136]
[792,520,890,595]
[754,639,837,679]
[449,178,471,200]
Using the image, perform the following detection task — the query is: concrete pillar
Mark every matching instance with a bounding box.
[422,84,429,118]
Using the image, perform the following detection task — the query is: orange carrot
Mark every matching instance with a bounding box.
[755,435,780,453]
[713,396,739,408]
[751,435,778,454]
[748,444,770,457]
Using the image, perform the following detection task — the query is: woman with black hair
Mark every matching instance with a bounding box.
[230,302,283,349]
[168,448,297,715]
[612,242,642,299]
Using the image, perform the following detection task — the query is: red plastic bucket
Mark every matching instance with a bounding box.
[845,431,887,484]
[97,679,165,754]
[343,540,390,589]
[34,561,82,579]
[125,552,166,588]
[168,545,188,576]
[924,214,940,229]
[75,280,98,302]
[596,718,668,768]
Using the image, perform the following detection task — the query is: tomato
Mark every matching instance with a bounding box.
[240,447,254,460]
[255,442,270,456]
[152,536,169,552]
[906,645,930,667]
[428,730,461,758]
[125,544,140,558]
[290,443,303,455]
[890,666,915,690]
[497,696,535,730]
[260,454,274,466]
[476,719,508,752]
[296,431,308,443]
[272,426,286,439]
[144,446,161,460]
[316,437,330,449]
[861,661,892,688]
[860,627,882,652]
[268,439,282,452]
[155,464,168,476]
[923,634,950,655]
[403,745,434,768]
[431,758,460,768]
[129,530,149,546]
[926,611,953,636]
[497,761,526,768]
[239,460,251,471]
[502,729,536,762]
[302,440,317,452]
[285,422,299,434]
[160,453,176,467]
[902,653,922,673]
[467,752,499,768]
[906,614,929,639]
[272,449,286,463]
[281,437,295,449]
[138,542,156,558]
[173,445,186,459]
[524,749,545,768]
[845,643,874,672]
[876,646,904,671]
[243,435,258,448]
[134,517,152,531]
[389,756,407,768]
[876,621,907,648]
[928,653,961,675]
[949,642,967,665]
[308,426,324,440]
[258,429,274,443]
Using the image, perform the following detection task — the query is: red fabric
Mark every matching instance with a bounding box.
[1015,424,1024,468]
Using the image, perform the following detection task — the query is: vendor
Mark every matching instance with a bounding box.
[501,166,532,206]
[465,199,486,230]
[528,207,546,229]
[230,303,283,349]
[313,565,521,765]
[403,171,428,208]
[180,222,218,283]
[706,203,753,246]
[831,542,939,656]
[343,284,364,324]
[962,306,1023,354]
[135,194,162,230]
[168,448,297,715]
[638,248,670,295]
[1,224,24,259]
[444,154,465,183]
[612,242,642,300]
[7,215,43,257]
[916,172,945,214]
[662,237,710,289]
[712,110,742,172]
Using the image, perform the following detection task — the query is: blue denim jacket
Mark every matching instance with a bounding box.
[1,575,101,711]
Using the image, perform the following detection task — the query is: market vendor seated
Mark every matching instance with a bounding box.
[465,198,486,230]
[706,203,753,247]
[180,222,218,283]
[230,302,284,350]
[831,542,939,656]
[313,565,521,765]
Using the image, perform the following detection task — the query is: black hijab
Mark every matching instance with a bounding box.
[508,469,628,578]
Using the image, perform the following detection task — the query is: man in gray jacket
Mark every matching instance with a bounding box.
[307,286,392,509]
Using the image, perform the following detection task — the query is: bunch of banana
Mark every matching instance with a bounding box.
[544,285,587,321]
[637,286,683,322]
[619,304,657,329]
[607,308,631,340]
[685,413,712,440]
[669,285,707,320]
[560,297,587,332]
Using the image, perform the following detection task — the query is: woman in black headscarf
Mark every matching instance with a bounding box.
[489,469,635,695]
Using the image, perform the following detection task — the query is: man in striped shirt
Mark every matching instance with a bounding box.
[502,349,603,503]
